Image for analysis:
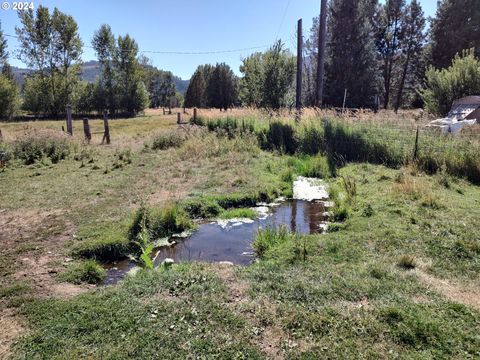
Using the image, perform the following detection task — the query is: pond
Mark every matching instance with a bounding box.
[103,177,330,285]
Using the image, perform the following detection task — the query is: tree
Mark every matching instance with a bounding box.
[325,0,379,108]
[0,22,19,119]
[240,41,295,109]
[0,21,8,69]
[239,52,263,107]
[421,49,480,115]
[374,0,405,109]
[207,63,238,110]
[114,34,148,115]
[16,6,83,116]
[394,0,426,111]
[0,75,19,118]
[92,24,116,114]
[184,65,212,108]
[429,0,480,70]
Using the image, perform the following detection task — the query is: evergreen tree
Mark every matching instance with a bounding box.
[374,0,405,108]
[184,65,213,108]
[207,63,238,110]
[325,0,379,108]
[430,0,480,70]
[394,0,426,111]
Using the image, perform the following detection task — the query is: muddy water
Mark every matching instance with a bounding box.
[103,199,328,284]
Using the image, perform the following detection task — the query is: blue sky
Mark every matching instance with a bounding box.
[1,0,437,79]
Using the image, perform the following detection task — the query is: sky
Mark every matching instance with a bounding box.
[0,0,438,79]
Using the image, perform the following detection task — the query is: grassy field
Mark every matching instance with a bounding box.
[0,108,479,359]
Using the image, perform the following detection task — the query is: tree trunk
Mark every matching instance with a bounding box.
[394,51,411,113]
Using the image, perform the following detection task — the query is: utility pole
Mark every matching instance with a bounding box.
[316,0,328,107]
[296,18,303,111]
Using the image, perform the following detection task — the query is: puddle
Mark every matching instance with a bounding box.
[103,178,330,285]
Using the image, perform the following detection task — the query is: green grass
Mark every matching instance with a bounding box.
[218,207,257,220]
[15,264,264,359]
[58,260,106,285]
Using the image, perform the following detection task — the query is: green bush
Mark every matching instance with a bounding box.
[151,131,187,150]
[13,132,71,165]
[59,260,106,284]
[421,49,480,116]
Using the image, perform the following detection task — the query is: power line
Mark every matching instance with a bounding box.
[4,33,268,55]
[274,0,292,42]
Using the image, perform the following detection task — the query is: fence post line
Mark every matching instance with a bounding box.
[83,118,91,144]
[413,126,419,161]
[102,111,111,145]
[66,105,73,136]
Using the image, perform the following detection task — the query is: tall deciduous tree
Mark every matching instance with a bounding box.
[430,0,480,70]
[240,41,295,109]
[92,24,116,114]
[16,6,83,116]
[114,34,149,115]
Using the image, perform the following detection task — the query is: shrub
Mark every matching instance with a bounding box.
[151,130,187,150]
[421,49,480,116]
[13,131,71,165]
[59,260,106,284]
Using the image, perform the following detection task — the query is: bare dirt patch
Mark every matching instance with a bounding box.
[0,309,28,359]
[416,270,480,310]
[0,209,89,298]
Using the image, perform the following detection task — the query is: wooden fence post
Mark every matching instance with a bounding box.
[177,112,181,124]
[413,127,419,161]
[102,111,111,145]
[296,18,303,111]
[83,118,91,144]
[193,108,197,123]
[66,105,73,135]
[163,107,165,115]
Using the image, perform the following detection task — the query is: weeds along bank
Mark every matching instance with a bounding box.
[191,114,480,184]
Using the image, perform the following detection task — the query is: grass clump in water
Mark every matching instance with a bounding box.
[129,203,193,243]
[218,208,256,220]
[253,226,292,258]
[58,260,106,284]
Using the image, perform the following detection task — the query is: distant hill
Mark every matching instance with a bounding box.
[11,60,190,95]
